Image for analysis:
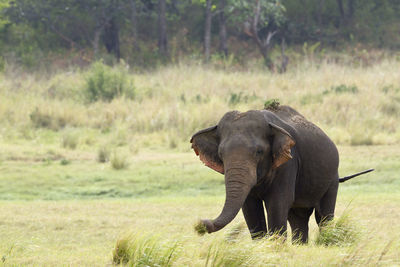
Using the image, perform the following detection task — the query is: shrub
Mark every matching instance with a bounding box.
[84,61,135,102]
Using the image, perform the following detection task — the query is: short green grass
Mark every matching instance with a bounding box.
[0,61,400,265]
[0,145,399,266]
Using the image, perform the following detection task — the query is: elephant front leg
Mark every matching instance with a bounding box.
[264,200,289,239]
[242,194,267,239]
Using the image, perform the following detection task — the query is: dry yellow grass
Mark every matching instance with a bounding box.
[1,60,400,148]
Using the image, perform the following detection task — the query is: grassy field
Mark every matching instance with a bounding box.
[0,60,400,266]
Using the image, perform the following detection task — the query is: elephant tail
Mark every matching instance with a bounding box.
[339,169,374,183]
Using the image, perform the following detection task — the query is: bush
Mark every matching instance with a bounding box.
[84,61,135,102]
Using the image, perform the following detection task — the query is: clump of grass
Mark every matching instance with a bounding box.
[60,159,70,165]
[316,214,361,247]
[194,220,207,236]
[225,222,246,242]
[112,236,132,265]
[323,84,359,95]
[30,107,68,130]
[30,107,53,129]
[264,99,280,110]
[228,91,258,106]
[61,130,79,149]
[112,233,179,266]
[129,143,139,155]
[84,61,135,102]
[97,145,111,163]
[350,132,373,146]
[110,151,129,170]
[204,242,253,267]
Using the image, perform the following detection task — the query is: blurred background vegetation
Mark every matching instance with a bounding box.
[0,0,398,71]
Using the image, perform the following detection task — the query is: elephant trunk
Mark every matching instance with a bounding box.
[201,163,257,233]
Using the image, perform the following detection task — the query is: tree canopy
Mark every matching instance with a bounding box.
[1,0,399,69]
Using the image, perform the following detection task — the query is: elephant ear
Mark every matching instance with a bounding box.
[190,126,224,174]
[269,123,296,169]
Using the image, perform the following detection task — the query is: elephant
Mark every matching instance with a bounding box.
[191,105,373,243]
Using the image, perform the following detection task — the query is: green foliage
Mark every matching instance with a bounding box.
[316,214,361,247]
[264,98,280,110]
[84,61,135,102]
[231,0,286,28]
[194,220,207,236]
[0,0,10,28]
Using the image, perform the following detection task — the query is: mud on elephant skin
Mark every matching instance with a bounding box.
[190,105,373,243]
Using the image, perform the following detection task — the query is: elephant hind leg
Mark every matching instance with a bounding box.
[315,179,339,226]
[288,207,313,244]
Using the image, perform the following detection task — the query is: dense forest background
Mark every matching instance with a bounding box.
[0,0,399,71]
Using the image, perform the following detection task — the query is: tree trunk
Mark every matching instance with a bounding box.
[158,0,168,57]
[317,0,325,27]
[93,26,103,59]
[103,17,121,61]
[218,0,228,57]
[347,0,355,20]
[130,0,138,49]
[204,0,212,61]
[336,0,345,26]
[250,0,275,71]
[279,38,288,73]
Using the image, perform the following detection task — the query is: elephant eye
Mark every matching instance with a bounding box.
[256,148,263,156]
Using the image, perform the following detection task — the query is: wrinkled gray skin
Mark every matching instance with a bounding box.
[191,106,339,243]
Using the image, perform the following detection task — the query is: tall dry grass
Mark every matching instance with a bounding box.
[1,59,399,149]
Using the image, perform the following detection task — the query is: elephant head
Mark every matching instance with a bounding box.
[191,110,295,234]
